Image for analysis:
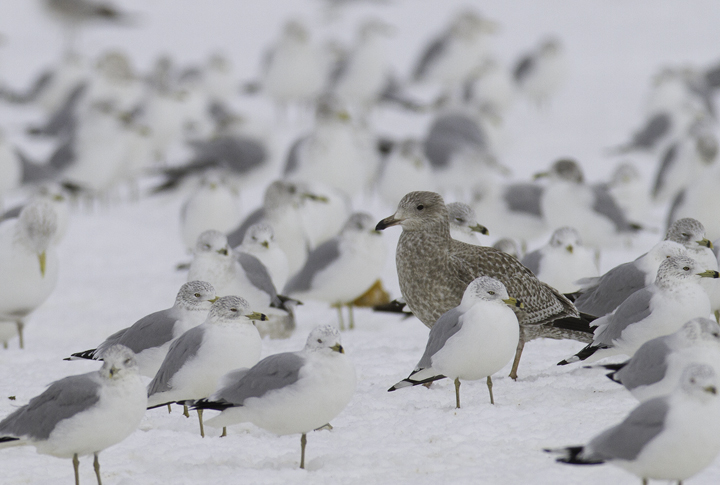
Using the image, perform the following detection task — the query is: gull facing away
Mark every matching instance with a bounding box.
[67,281,217,378]
[560,255,719,364]
[0,345,146,485]
[388,276,521,408]
[603,317,720,401]
[194,325,356,469]
[146,296,265,437]
[376,191,594,380]
[546,363,720,485]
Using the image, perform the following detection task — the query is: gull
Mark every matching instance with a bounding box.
[283,213,386,330]
[652,131,717,203]
[188,230,297,339]
[146,296,265,437]
[492,238,523,259]
[521,227,599,294]
[0,345,146,485]
[604,162,650,223]
[603,317,720,401]
[376,191,594,380]
[667,155,720,242]
[193,325,356,469]
[376,138,437,207]
[67,281,217,378]
[447,202,489,246]
[560,255,719,364]
[513,37,566,106]
[546,363,720,485]
[571,240,687,318]
[0,200,59,349]
[237,223,289,291]
[388,276,521,408]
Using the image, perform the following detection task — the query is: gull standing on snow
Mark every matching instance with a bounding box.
[237,223,289,291]
[388,276,521,408]
[0,200,59,349]
[376,191,594,380]
[67,281,217,378]
[521,227,599,294]
[447,202,489,245]
[0,345,146,485]
[603,317,720,402]
[560,255,719,364]
[193,325,356,469]
[146,296,265,437]
[546,363,720,485]
[283,213,386,330]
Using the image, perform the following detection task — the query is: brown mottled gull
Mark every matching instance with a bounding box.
[376,191,594,379]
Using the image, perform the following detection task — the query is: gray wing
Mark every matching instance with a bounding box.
[412,33,450,81]
[591,184,632,232]
[521,249,543,275]
[27,83,86,138]
[574,262,646,317]
[213,352,305,405]
[503,183,543,217]
[17,148,62,185]
[424,114,486,169]
[416,308,465,369]
[147,326,205,396]
[1,70,53,104]
[587,397,669,461]
[631,112,672,150]
[189,135,267,174]
[283,135,310,176]
[652,143,679,199]
[593,288,654,346]
[0,373,101,441]
[665,190,685,233]
[237,251,279,303]
[614,338,672,390]
[226,207,265,248]
[48,138,75,171]
[513,55,534,83]
[0,205,23,223]
[283,238,341,294]
[98,308,178,356]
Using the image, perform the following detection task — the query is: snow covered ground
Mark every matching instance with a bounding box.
[1,0,720,483]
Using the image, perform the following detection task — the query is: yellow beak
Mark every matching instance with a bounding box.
[38,251,46,277]
[331,343,344,353]
[503,297,524,309]
[247,312,268,321]
[698,238,714,249]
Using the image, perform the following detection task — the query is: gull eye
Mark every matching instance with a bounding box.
[682,233,689,238]
[203,244,211,250]
[417,204,424,211]
[317,338,322,343]
[456,217,464,223]
[230,308,238,312]
[124,358,131,365]
[683,266,690,271]
[194,293,201,297]
[488,290,495,295]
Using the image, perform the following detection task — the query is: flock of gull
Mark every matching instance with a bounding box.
[2,1,720,484]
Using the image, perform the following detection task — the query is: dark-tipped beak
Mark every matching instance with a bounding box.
[261,241,269,249]
[376,215,401,231]
[109,366,119,378]
[217,247,229,256]
[533,171,550,180]
[503,297,524,309]
[698,270,720,278]
[705,385,717,395]
[331,343,344,353]
[248,312,268,321]
[698,238,714,249]
[566,245,574,254]
[470,223,489,236]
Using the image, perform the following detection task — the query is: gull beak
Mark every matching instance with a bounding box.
[217,247,229,256]
[697,270,720,278]
[331,343,344,353]
[705,385,718,395]
[533,171,550,180]
[470,223,490,236]
[301,193,329,203]
[38,251,47,277]
[503,297,524,309]
[247,311,268,321]
[698,238,714,249]
[566,245,574,254]
[376,214,402,231]
[109,366,119,378]
[208,296,220,303]
[261,241,269,249]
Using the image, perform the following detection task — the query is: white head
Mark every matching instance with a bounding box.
[447,202,488,236]
[665,218,713,251]
[548,227,582,254]
[207,296,266,326]
[194,230,231,258]
[461,276,523,309]
[655,255,718,288]
[676,317,720,346]
[176,281,217,311]
[678,363,718,401]
[342,212,380,236]
[242,223,275,250]
[100,345,139,380]
[304,325,344,354]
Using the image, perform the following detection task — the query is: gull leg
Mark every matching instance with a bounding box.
[221,427,227,437]
[73,454,80,485]
[197,409,205,438]
[642,479,648,485]
[93,453,102,485]
[167,404,172,413]
[715,310,719,323]
[300,433,307,469]
[183,405,190,418]
[347,304,355,330]
[335,304,345,331]
[509,337,525,381]
[3,341,7,349]
[16,320,24,349]
[454,378,461,409]
[487,376,494,405]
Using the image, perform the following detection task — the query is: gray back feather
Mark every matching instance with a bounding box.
[412,33,449,80]
[591,184,632,231]
[513,55,534,83]
[665,190,686,233]
[237,251,280,305]
[283,238,341,294]
[98,308,178,356]
[575,262,646,317]
[614,338,672,390]
[283,135,310,176]
[503,183,543,217]
[588,397,668,461]
[0,373,100,440]
[652,143,678,199]
[226,207,265,248]
[416,308,464,370]
[424,113,485,169]
[593,288,654,346]
[214,352,305,405]
[189,136,267,174]
[147,326,205,396]
[632,112,671,149]
[521,249,543,275]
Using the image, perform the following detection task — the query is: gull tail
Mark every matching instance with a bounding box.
[600,362,627,384]
[192,398,235,412]
[543,446,604,465]
[64,349,99,361]
[0,436,22,449]
[551,312,598,335]
[388,369,446,392]
[557,343,606,365]
[373,299,414,318]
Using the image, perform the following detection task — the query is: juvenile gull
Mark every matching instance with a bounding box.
[447,202,489,245]
[388,276,521,408]
[0,345,146,485]
[560,255,718,364]
[146,296,265,437]
[603,317,720,401]
[67,281,217,378]
[546,363,720,485]
[376,191,594,380]
[521,227,598,294]
[194,325,356,469]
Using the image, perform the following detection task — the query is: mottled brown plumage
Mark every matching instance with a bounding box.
[377,191,593,378]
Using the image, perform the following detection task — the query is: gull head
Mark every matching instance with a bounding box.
[376,191,448,232]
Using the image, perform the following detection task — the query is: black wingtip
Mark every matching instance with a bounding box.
[548,446,605,465]
[68,349,99,361]
[192,398,235,411]
[558,344,603,366]
[0,436,20,443]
